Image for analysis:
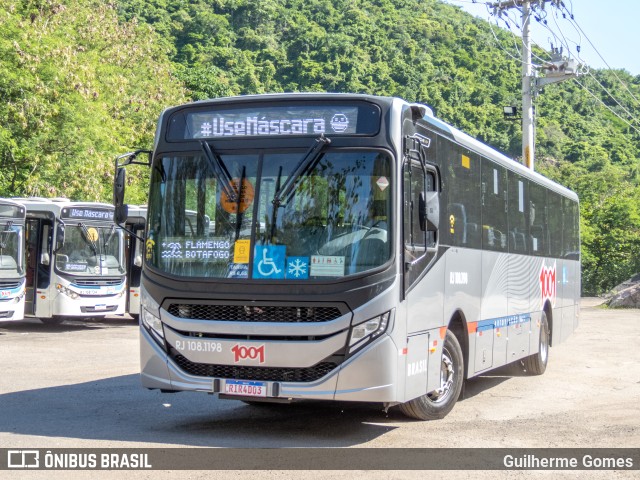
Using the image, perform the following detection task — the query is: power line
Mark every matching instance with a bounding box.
[585,71,640,128]
[573,78,640,137]
[558,2,640,107]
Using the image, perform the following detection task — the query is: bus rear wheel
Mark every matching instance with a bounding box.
[523,311,549,375]
[399,329,464,420]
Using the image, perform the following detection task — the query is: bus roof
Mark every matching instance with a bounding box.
[13,197,115,220]
[156,93,578,202]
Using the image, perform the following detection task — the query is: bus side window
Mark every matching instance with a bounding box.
[404,160,437,289]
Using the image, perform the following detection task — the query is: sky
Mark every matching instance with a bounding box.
[441,0,640,75]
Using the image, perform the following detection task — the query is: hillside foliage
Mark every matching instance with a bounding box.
[1,0,639,294]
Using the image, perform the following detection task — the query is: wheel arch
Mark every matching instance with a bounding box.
[447,309,469,380]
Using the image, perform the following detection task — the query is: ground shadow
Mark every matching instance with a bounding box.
[0,316,137,334]
[0,375,402,447]
[461,361,529,400]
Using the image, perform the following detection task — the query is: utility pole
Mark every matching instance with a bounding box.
[490,0,579,171]
[521,0,534,170]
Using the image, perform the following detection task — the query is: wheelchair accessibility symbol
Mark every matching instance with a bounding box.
[252,245,286,279]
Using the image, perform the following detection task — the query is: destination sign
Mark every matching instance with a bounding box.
[168,103,381,140]
[61,207,114,221]
[0,204,25,219]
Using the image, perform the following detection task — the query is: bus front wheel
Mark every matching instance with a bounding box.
[399,329,464,421]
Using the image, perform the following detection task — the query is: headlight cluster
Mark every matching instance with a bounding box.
[348,311,391,353]
[140,285,165,347]
[56,283,79,299]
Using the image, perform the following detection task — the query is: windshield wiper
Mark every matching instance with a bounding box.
[267,135,330,244]
[200,140,237,203]
[78,222,99,256]
[0,221,13,249]
[271,135,331,208]
[103,224,116,249]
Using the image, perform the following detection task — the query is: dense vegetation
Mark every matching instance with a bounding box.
[1,0,639,294]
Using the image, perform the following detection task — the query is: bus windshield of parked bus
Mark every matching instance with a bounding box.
[146,149,392,280]
[55,224,125,276]
[0,223,24,278]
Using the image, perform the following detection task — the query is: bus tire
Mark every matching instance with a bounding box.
[40,316,64,325]
[399,329,464,421]
[523,311,549,375]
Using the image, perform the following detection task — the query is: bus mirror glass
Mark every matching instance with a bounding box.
[134,254,143,267]
[55,223,65,252]
[40,252,50,266]
[424,191,439,232]
[115,204,128,226]
[114,167,127,224]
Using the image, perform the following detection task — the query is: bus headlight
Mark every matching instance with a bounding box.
[140,286,165,347]
[56,283,79,299]
[348,311,391,353]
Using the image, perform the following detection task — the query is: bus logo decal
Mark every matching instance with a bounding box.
[540,262,557,307]
[231,344,265,364]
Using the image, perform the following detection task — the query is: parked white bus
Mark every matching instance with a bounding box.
[0,199,27,321]
[114,94,580,420]
[16,198,127,325]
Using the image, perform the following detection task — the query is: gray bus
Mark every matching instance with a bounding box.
[114,94,580,420]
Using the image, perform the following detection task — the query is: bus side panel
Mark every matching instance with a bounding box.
[443,247,481,366]
[406,258,446,335]
[403,332,430,402]
[507,254,532,316]
[34,286,52,319]
[476,251,509,373]
[404,257,446,395]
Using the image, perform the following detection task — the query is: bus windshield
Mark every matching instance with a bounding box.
[0,223,24,278]
[147,149,392,280]
[55,224,125,276]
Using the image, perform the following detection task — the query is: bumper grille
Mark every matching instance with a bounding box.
[167,303,343,323]
[81,305,118,313]
[72,278,123,287]
[171,353,338,383]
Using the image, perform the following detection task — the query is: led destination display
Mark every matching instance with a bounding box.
[61,207,114,221]
[168,102,381,140]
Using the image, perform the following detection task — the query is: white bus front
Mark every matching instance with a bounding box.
[23,202,128,324]
[52,221,127,321]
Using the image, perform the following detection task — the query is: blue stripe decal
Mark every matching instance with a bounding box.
[477,313,531,331]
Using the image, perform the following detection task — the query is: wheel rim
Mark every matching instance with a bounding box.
[427,345,455,404]
[540,321,549,363]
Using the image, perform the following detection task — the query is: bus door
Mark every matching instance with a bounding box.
[126,221,145,316]
[402,125,442,399]
[25,217,53,316]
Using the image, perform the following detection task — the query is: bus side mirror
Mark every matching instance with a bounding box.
[114,167,128,224]
[55,223,65,252]
[419,191,439,232]
[134,254,142,267]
